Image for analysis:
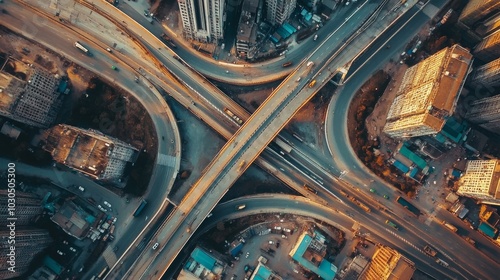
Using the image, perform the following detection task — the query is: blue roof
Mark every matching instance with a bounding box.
[43,256,64,275]
[191,247,216,271]
[399,144,427,170]
[409,168,419,178]
[440,117,466,143]
[230,242,244,256]
[292,234,337,280]
[253,264,272,280]
[393,160,410,173]
[478,222,498,238]
[283,23,296,34]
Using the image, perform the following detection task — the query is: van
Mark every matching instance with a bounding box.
[236,204,246,210]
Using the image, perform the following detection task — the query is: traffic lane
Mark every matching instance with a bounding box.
[435,207,500,262]
[207,195,466,280]
[1,5,182,276]
[118,0,363,80]
[346,4,421,77]
[330,0,500,259]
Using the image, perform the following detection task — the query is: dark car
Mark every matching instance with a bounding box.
[282,61,293,67]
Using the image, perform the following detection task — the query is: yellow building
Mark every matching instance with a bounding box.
[474,30,500,62]
[383,45,473,138]
[359,245,415,280]
[457,160,500,206]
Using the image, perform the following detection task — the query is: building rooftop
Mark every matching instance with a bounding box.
[0,59,63,128]
[458,160,500,201]
[50,201,93,239]
[250,262,282,280]
[43,125,139,181]
[359,245,415,280]
[179,247,225,280]
[384,45,473,137]
[289,233,337,280]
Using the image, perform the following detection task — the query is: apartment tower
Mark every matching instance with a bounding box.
[469,57,500,87]
[0,228,52,279]
[458,0,500,28]
[266,0,297,25]
[457,159,500,205]
[465,94,500,134]
[178,0,225,43]
[383,45,473,138]
[474,30,500,62]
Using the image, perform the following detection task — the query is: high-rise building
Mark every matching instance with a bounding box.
[474,30,500,63]
[457,159,500,205]
[0,228,52,279]
[469,57,500,87]
[458,0,500,28]
[383,45,473,138]
[177,0,225,43]
[0,190,42,226]
[465,94,500,134]
[266,0,296,25]
[0,64,63,128]
[43,124,139,182]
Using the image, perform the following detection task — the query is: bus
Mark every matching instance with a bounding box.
[97,266,108,279]
[303,184,317,194]
[385,220,399,230]
[74,41,89,55]
[274,137,292,154]
[133,200,148,217]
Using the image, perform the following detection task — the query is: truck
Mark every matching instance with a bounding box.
[396,196,421,216]
[133,200,148,217]
[74,41,90,55]
[161,33,177,48]
[436,258,449,267]
[423,245,437,257]
[274,137,292,154]
[385,220,399,230]
[443,222,458,233]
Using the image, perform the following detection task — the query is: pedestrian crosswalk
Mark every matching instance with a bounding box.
[157,153,176,167]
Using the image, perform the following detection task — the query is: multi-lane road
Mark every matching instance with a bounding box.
[3,0,500,279]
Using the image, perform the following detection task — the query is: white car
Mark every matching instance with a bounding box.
[78,186,85,192]
[104,201,112,208]
[69,247,76,252]
[269,240,274,244]
[152,242,159,250]
[57,250,64,256]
